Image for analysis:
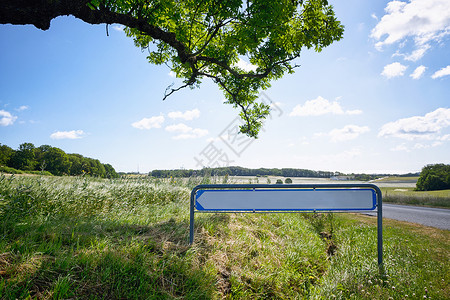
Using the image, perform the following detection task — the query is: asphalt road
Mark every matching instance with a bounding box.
[365,204,450,230]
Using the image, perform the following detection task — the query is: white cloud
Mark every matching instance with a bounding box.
[437,134,450,141]
[313,132,327,138]
[131,115,165,130]
[371,0,450,59]
[329,125,370,142]
[168,71,176,77]
[393,45,431,62]
[404,45,430,61]
[165,123,208,139]
[289,96,362,117]
[414,141,443,149]
[168,108,200,121]
[378,108,450,140]
[17,105,29,111]
[413,143,428,149]
[112,25,124,32]
[431,65,450,79]
[410,65,426,79]
[299,136,310,145]
[206,136,222,143]
[270,101,283,108]
[173,128,209,140]
[371,13,378,21]
[390,143,410,152]
[235,58,257,72]
[357,23,365,32]
[50,130,85,140]
[0,110,17,126]
[165,123,192,133]
[381,62,407,78]
[346,109,364,115]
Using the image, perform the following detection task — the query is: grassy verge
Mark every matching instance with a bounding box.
[381,187,450,208]
[1,175,448,299]
[1,166,53,176]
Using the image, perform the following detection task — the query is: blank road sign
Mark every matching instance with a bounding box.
[190,184,382,268]
[195,188,376,211]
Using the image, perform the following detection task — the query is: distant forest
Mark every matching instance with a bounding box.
[0,143,118,178]
[149,166,413,180]
[150,166,337,178]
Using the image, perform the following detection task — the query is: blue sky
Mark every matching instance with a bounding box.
[1,0,449,174]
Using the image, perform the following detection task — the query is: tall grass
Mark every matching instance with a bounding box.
[1,175,448,299]
[382,187,450,208]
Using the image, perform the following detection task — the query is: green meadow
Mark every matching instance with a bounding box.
[381,187,450,208]
[1,175,448,299]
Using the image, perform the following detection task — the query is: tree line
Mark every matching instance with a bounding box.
[150,167,419,181]
[416,164,450,191]
[150,166,339,179]
[0,143,118,178]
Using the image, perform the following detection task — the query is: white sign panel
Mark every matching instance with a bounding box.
[195,188,376,211]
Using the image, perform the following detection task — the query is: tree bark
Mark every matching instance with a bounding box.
[0,0,88,30]
[0,0,191,62]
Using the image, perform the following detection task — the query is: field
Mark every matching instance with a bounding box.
[381,187,450,208]
[228,176,450,208]
[1,175,449,299]
[372,176,420,183]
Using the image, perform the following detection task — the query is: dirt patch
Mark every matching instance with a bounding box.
[0,252,54,280]
[217,268,232,296]
[319,232,338,256]
[0,252,16,276]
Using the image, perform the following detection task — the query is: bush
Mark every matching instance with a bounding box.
[285,178,292,184]
[416,164,450,191]
[0,165,52,176]
[0,165,24,174]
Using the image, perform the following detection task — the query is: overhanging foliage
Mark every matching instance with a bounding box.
[0,0,344,137]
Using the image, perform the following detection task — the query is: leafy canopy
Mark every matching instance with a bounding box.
[0,0,344,137]
[416,164,450,191]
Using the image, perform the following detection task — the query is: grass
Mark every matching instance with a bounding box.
[0,166,53,176]
[381,187,450,208]
[0,175,448,299]
[373,176,419,183]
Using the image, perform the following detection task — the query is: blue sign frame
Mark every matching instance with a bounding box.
[189,183,383,268]
[195,188,377,211]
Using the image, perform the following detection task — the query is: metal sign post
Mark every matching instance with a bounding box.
[189,183,383,268]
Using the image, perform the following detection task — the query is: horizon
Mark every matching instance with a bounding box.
[1,0,449,175]
[124,165,422,176]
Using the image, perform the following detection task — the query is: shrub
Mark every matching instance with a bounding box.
[0,165,24,174]
[416,164,450,191]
